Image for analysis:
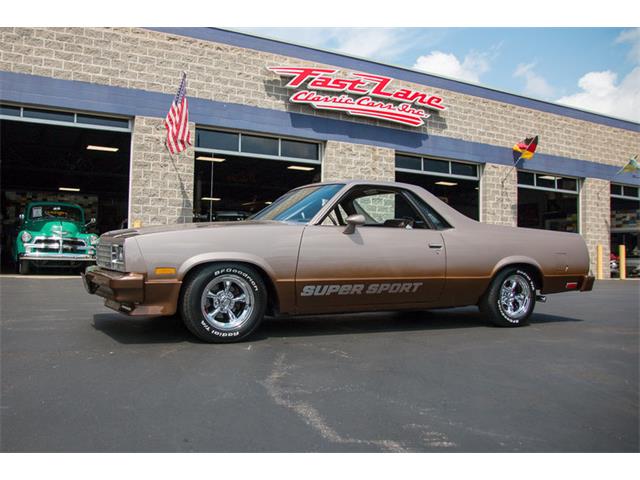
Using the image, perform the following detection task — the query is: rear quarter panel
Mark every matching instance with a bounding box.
[441,223,590,306]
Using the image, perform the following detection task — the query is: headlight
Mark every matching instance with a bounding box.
[21,231,32,243]
[89,234,99,245]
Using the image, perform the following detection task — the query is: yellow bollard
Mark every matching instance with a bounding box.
[619,245,626,280]
[596,244,603,280]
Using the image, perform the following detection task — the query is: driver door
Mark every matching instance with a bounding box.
[295,186,446,313]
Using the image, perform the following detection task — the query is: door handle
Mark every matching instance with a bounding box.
[428,243,443,249]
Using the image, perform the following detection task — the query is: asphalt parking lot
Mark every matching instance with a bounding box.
[1,275,638,452]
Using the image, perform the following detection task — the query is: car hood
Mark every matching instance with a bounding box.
[102,220,293,240]
[24,219,85,237]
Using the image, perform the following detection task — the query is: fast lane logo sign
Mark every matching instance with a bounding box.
[269,67,446,127]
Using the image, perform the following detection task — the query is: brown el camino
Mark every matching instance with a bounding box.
[83,180,594,342]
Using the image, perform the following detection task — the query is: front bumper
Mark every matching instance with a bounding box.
[83,265,181,316]
[21,253,95,261]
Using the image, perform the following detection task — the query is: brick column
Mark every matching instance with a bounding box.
[129,116,194,227]
[480,163,518,226]
[322,141,394,182]
[581,178,611,278]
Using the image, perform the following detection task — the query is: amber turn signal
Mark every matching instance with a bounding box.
[155,267,176,276]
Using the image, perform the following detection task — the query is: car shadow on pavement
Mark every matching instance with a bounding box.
[92,308,583,345]
[92,314,199,344]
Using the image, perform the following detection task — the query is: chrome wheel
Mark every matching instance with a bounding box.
[200,274,255,330]
[499,274,532,321]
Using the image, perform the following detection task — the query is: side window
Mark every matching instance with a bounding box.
[350,190,427,229]
[408,192,451,230]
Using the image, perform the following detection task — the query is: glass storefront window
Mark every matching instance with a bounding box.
[241,134,279,156]
[517,189,579,233]
[395,154,479,220]
[557,177,577,191]
[610,183,640,277]
[196,130,239,151]
[395,154,421,171]
[196,129,320,162]
[22,108,75,123]
[535,174,556,189]
[280,139,319,160]
[0,104,20,116]
[517,171,535,186]
[423,158,449,174]
[193,153,320,222]
[451,162,478,177]
[396,170,479,220]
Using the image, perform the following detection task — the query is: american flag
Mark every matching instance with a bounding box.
[164,72,192,155]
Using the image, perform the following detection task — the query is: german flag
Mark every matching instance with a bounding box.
[513,135,538,162]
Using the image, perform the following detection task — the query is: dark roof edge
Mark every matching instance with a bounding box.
[146,27,639,133]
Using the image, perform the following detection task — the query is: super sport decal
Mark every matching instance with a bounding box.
[301,282,423,297]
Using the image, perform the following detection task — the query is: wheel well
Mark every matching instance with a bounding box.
[179,261,280,316]
[493,263,543,290]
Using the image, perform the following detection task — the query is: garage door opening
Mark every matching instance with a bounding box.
[517,171,579,233]
[395,154,479,220]
[193,129,321,222]
[1,109,131,272]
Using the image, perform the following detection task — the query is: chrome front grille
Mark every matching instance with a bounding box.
[31,236,88,254]
[96,241,126,271]
[96,242,112,268]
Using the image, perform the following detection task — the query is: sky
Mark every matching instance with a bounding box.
[240,27,640,123]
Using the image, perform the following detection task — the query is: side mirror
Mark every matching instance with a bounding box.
[18,213,24,223]
[85,217,96,228]
[343,214,365,235]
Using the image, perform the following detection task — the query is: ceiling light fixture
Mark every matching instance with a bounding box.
[59,187,80,192]
[538,175,557,181]
[435,181,458,187]
[196,156,226,162]
[201,197,221,201]
[287,165,315,171]
[87,145,119,152]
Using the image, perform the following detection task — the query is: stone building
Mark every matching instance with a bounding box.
[1,27,639,277]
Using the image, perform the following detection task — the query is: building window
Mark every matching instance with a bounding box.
[195,128,321,162]
[193,128,322,222]
[395,154,480,220]
[517,170,580,233]
[610,183,640,277]
[0,103,130,132]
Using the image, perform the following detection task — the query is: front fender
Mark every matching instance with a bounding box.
[177,251,279,283]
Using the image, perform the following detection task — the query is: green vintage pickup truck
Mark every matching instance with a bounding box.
[13,201,99,274]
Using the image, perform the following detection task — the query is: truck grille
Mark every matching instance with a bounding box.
[31,236,88,254]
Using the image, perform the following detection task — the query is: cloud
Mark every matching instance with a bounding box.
[412,50,490,83]
[556,67,640,122]
[513,62,555,99]
[616,27,640,63]
[555,28,640,122]
[240,27,444,62]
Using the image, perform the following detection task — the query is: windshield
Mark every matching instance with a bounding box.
[251,184,344,223]
[29,204,84,222]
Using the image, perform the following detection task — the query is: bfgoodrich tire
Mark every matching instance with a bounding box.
[480,268,536,327]
[179,263,267,343]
